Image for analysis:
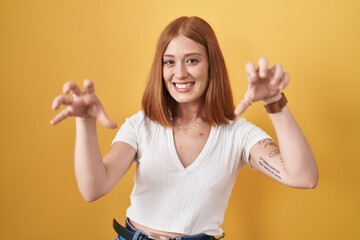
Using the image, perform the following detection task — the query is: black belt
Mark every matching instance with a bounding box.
[113,219,217,240]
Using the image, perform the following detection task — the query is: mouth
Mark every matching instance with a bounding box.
[172,82,195,92]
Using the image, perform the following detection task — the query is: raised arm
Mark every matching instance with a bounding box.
[51,80,136,201]
[235,57,318,188]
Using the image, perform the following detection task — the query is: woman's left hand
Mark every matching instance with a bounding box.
[234,57,290,115]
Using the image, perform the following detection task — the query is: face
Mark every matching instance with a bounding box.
[163,35,209,105]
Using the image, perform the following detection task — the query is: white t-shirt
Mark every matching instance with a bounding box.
[112,111,270,235]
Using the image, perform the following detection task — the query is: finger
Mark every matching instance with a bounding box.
[84,79,95,94]
[63,81,82,96]
[50,108,71,125]
[245,62,259,83]
[234,96,252,115]
[82,93,99,106]
[270,64,283,85]
[52,95,74,110]
[258,57,268,78]
[98,111,118,129]
[278,72,290,90]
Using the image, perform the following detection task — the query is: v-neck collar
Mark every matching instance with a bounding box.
[166,126,216,172]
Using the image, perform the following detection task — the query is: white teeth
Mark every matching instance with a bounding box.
[174,82,194,89]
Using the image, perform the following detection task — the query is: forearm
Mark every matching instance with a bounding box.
[268,106,318,188]
[74,117,108,201]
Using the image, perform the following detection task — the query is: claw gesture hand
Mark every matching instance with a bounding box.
[50,79,117,128]
[234,57,290,115]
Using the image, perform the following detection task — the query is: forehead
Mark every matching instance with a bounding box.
[164,35,206,56]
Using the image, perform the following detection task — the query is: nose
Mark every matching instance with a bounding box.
[174,62,188,79]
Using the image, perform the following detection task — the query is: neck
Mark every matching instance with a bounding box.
[174,102,206,122]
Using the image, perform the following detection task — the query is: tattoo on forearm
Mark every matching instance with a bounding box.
[259,157,282,179]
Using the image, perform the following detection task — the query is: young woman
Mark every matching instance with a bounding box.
[51,16,318,240]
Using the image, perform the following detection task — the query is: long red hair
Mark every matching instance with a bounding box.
[142,16,235,127]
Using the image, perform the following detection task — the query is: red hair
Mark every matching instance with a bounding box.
[142,16,235,126]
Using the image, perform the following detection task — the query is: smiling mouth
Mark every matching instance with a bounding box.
[173,82,195,89]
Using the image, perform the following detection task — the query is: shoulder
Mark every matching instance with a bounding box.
[218,117,252,131]
[124,110,165,130]
[127,110,145,121]
[123,110,147,126]
[216,117,270,141]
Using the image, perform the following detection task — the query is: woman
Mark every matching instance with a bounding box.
[51,16,318,240]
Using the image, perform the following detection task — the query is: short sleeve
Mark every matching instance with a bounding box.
[112,111,145,151]
[239,120,272,167]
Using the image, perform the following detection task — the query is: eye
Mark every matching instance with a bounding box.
[163,59,175,66]
[186,58,199,65]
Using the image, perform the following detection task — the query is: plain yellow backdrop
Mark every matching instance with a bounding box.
[1,0,359,239]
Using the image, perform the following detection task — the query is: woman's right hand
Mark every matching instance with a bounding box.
[50,79,117,128]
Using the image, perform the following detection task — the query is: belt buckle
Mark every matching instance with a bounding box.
[148,233,170,240]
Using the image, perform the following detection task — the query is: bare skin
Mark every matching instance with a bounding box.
[51,38,318,237]
[235,57,318,188]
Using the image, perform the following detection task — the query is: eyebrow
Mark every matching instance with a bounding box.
[163,52,203,58]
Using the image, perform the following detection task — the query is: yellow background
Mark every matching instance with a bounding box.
[1,0,359,239]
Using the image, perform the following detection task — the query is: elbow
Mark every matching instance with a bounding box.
[76,178,109,202]
[307,174,319,189]
[305,169,319,189]
[303,178,318,189]
[285,162,319,189]
[79,187,107,202]
[289,174,319,189]
[81,191,104,202]
[82,194,101,203]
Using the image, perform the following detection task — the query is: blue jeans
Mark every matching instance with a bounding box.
[115,236,126,240]
[114,218,224,240]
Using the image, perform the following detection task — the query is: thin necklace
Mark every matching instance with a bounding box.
[174,119,202,132]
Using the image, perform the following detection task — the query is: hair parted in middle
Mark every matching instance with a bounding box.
[142,16,236,127]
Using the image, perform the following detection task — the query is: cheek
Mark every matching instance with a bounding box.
[195,68,209,83]
[162,71,172,90]
[163,68,171,82]
[196,63,209,80]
